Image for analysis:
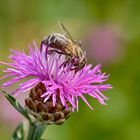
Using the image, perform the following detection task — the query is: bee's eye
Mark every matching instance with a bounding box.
[81,60,86,66]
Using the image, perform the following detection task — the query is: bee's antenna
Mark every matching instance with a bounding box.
[59,21,75,42]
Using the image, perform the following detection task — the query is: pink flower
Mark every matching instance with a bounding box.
[87,25,122,64]
[0,42,112,111]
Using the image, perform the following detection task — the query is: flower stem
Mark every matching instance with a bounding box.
[27,122,47,140]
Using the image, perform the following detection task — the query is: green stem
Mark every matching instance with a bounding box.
[27,122,47,140]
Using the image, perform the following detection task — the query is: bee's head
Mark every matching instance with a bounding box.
[79,50,87,67]
[78,57,87,69]
[72,54,87,71]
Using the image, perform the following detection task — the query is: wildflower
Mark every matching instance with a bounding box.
[1,41,112,123]
[87,25,123,64]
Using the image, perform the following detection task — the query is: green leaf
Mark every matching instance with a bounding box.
[11,123,24,140]
[1,91,31,122]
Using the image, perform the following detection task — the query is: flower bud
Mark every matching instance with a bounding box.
[25,82,71,125]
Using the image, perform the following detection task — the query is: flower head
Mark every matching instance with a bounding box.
[1,41,112,111]
[87,24,122,64]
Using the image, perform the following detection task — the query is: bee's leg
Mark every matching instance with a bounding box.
[59,58,71,68]
[40,41,48,51]
[70,67,79,73]
[48,49,65,55]
[69,58,80,72]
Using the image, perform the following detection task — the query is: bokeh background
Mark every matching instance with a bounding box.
[0,0,140,140]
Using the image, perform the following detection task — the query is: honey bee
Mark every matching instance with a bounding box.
[40,22,87,72]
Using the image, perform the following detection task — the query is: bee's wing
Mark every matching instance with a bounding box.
[59,22,75,43]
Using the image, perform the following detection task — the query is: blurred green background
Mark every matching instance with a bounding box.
[0,0,140,140]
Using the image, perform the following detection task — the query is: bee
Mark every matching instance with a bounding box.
[40,22,87,72]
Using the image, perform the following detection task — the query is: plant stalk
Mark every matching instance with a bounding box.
[27,122,47,140]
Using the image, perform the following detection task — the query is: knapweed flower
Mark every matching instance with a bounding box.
[87,24,123,64]
[1,41,112,124]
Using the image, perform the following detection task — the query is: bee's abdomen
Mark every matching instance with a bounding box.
[43,33,67,46]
